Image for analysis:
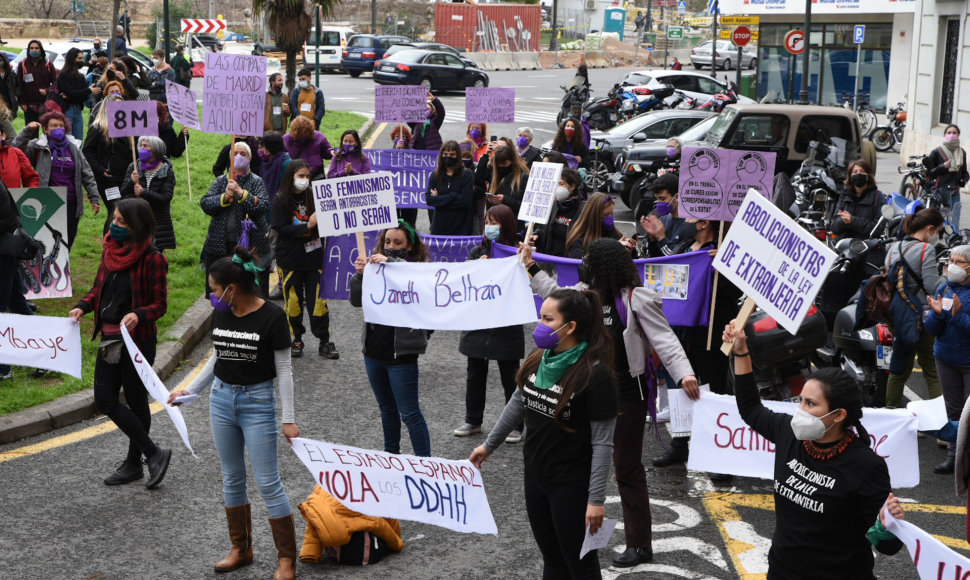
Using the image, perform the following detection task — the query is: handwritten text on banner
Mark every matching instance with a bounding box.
[0,313,81,378]
[202,52,267,137]
[363,149,438,209]
[291,437,497,535]
[518,162,563,224]
[374,86,428,124]
[465,87,515,124]
[313,172,397,238]
[165,80,200,130]
[885,510,970,580]
[361,257,537,331]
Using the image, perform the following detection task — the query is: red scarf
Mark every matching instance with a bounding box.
[102,234,151,272]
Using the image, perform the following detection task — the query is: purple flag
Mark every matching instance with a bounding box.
[363,149,438,209]
[320,233,482,300]
[491,243,714,326]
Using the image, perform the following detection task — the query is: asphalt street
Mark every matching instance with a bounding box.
[0,68,966,579]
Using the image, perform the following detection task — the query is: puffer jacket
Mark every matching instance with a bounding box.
[298,485,403,563]
[119,160,176,250]
[924,279,970,368]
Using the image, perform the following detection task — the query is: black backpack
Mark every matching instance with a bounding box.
[329,531,390,566]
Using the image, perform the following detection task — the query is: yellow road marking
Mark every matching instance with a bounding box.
[0,352,213,464]
[364,122,387,149]
[703,492,970,579]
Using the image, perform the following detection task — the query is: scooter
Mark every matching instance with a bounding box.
[698,80,740,113]
[618,84,675,120]
[582,83,628,131]
[744,306,828,402]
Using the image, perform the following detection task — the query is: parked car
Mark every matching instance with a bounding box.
[373,49,488,92]
[691,40,757,70]
[383,42,477,68]
[195,35,224,52]
[541,109,716,172]
[303,26,355,71]
[341,34,411,77]
[611,104,875,209]
[619,69,756,105]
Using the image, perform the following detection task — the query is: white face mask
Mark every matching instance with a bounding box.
[293,178,310,192]
[554,186,571,202]
[152,58,161,66]
[790,407,840,441]
[947,263,968,284]
[928,231,941,246]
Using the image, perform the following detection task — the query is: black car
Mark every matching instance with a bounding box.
[195,35,223,52]
[383,42,477,68]
[373,49,489,92]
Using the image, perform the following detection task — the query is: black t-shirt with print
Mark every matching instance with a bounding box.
[602,301,641,399]
[212,301,290,386]
[522,362,617,489]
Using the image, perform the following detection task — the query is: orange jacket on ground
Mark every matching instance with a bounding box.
[298,485,404,563]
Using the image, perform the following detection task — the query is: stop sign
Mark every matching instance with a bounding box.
[732,25,752,47]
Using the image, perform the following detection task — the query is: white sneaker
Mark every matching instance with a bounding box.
[505,430,523,444]
[453,423,482,437]
[655,408,670,423]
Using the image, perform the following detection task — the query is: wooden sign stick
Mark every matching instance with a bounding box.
[184,132,192,201]
[229,136,236,181]
[129,136,137,168]
[706,221,726,350]
[356,231,367,261]
[720,296,757,356]
[521,222,535,262]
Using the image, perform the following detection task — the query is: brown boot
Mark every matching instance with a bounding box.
[214,504,253,573]
[269,513,297,580]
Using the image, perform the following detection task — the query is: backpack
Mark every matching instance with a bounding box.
[326,531,390,566]
[860,242,926,327]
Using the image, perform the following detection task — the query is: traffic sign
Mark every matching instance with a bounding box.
[731,26,752,47]
[668,26,684,40]
[720,16,759,26]
[678,1,686,16]
[180,19,226,34]
[853,24,865,44]
[719,28,759,42]
[784,29,805,55]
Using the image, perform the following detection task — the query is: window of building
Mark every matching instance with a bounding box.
[940,19,959,125]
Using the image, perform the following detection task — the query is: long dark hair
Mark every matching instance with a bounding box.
[434,140,464,185]
[489,145,528,195]
[333,129,364,162]
[114,198,155,244]
[516,288,614,429]
[584,238,642,297]
[210,246,260,297]
[374,222,429,263]
[483,204,518,248]
[902,208,943,236]
[275,159,311,214]
[60,48,84,78]
[806,368,869,442]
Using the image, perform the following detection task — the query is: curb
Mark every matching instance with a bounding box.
[0,114,374,446]
[0,296,213,445]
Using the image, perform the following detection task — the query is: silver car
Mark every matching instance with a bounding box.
[691,40,757,71]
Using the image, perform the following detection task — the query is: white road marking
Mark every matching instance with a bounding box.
[721,520,771,574]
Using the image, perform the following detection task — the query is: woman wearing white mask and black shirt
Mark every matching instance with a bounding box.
[722,321,904,580]
[532,168,584,257]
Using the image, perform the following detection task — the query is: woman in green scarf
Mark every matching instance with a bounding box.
[471,288,617,579]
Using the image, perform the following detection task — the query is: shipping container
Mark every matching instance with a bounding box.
[435,4,543,53]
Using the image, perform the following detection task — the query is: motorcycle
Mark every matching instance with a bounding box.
[897,154,931,201]
[582,83,629,131]
[668,89,699,110]
[870,102,906,152]
[791,138,843,241]
[557,82,590,126]
[618,84,675,120]
[697,80,740,113]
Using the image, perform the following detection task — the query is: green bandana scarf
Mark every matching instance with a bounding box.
[534,341,588,390]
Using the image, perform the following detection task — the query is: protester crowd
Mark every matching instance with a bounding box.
[1,45,970,579]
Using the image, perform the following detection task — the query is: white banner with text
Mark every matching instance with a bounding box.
[0,313,81,377]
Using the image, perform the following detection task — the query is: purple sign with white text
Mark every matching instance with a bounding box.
[678,147,775,221]
[364,149,439,209]
[465,87,515,124]
[106,101,158,138]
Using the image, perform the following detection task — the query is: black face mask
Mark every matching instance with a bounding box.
[850,173,868,188]
[680,221,698,240]
[94,44,101,50]
[497,165,512,177]
[385,248,408,260]
[441,156,458,168]
[273,85,282,94]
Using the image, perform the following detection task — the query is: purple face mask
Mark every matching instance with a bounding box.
[602,215,615,230]
[342,143,357,154]
[517,136,529,148]
[655,201,673,216]
[666,146,679,158]
[469,128,483,141]
[210,288,232,312]
[532,322,566,350]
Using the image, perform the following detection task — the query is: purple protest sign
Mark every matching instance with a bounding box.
[374,86,428,124]
[491,243,714,326]
[364,149,438,209]
[165,80,200,130]
[678,148,776,221]
[465,87,515,124]
[106,100,158,138]
[202,52,267,137]
[320,233,481,300]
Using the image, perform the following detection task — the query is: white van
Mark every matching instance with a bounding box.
[303,26,356,72]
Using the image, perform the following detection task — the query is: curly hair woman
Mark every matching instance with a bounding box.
[551,117,590,169]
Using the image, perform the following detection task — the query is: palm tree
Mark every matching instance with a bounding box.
[252,0,341,90]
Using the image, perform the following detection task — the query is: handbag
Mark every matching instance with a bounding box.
[0,226,45,260]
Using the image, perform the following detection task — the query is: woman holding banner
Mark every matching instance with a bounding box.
[722,321,903,578]
[15,106,101,248]
[157,102,188,159]
[532,168,584,258]
[408,93,444,152]
[520,238,697,569]
[283,116,331,182]
[350,221,432,457]
[426,140,474,236]
[455,204,525,440]
[471,288,617,578]
[169,245,299,580]
[83,93,134,231]
[120,135,176,251]
[201,141,271,297]
[69,198,171,489]
[564,193,631,259]
[271,160,337,360]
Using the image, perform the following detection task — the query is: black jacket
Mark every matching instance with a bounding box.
[489,171,527,218]
[535,196,584,257]
[0,68,20,114]
[159,122,187,159]
[0,181,19,235]
[82,125,134,195]
[426,168,475,235]
[120,160,177,250]
[458,243,525,361]
[55,72,91,107]
[829,186,882,240]
[520,146,541,167]
[923,145,969,195]
[271,191,322,271]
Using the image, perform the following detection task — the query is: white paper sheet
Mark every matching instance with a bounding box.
[579,519,618,559]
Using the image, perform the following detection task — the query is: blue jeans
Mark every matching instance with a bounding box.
[209,378,291,518]
[66,104,84,141]
[363,356,431,456]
